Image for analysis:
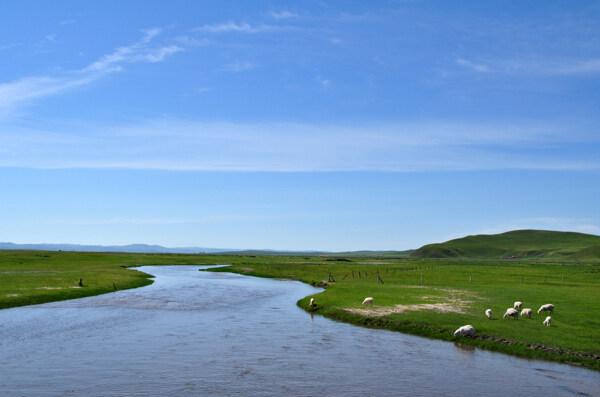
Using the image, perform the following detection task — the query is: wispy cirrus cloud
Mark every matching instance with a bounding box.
[456,57,600,76]
[0,28,182,116]
[194,21,278,33]
[1,119,598,172]
[268,10,299,20]
[223,61,256,73]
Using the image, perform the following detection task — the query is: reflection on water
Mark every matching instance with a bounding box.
[0,266,598,396]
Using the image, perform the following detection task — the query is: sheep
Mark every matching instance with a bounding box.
[503,308,519,320]
[309,298,314,306]
[520,308,532,318]
[362,297,374,306]
[514,301,523,310]
[485,309,492,319]
[538,304,554,314]
[454,324,476,337]
[543,316,552,326]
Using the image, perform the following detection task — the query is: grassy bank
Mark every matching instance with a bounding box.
[0,250,203,309]
[202,255,600,371]
[2,250,598,370]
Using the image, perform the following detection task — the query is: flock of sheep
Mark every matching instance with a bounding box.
[454,301,555,337]
[309,296,556,339]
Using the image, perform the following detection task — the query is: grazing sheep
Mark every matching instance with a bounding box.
[503,308,519,320]
[520,308,532,318]
[485,309,492,319]
[362,297,374,306]
[543,316,552,326]
[309,298,314,306]
[454,324,476,337]
[514,301,523,310]
[537,304,554,314]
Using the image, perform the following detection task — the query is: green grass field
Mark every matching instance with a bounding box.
[412,229,600,259]
[0,250,203,309]
[1,249,599,370]
[203,255,600,370]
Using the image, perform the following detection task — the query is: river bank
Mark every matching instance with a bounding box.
[205,256,600,371]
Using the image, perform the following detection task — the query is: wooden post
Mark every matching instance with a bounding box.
[328,273,336,282]
[79,278,83,287]
[343,273,349,280]
[352,271,355,279]
[469,275,472,283]
[113,282,117,291]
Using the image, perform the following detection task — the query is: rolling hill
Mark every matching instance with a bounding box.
[410,229,600,259]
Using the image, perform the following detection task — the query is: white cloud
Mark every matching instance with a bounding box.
[268,11,299,20]
[317,75,331,88]
[194,22,277,33]
[223,61,255,73]
[456,57,600,76]
[456,58,489,73]
[0,119,598,172]
[0,29,182,116]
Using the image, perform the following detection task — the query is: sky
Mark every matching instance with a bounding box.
[1,1,599,251]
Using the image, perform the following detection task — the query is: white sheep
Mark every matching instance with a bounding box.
[309,298,314,306]
[362,297,374,306]
[485,309,492,319]
[538,304,554,314]
[454,324,476,337]
[520,308,532,318]
[503,308,519,319]
[543,316,552,326]
[514,301,523,310]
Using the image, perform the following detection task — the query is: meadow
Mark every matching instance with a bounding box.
[1,250,598,370]
[0,250,201,309]
[203,255,600,370]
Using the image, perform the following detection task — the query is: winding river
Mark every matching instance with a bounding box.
[0,266,598,396]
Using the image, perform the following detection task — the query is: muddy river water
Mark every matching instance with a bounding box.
[1,266,598,396]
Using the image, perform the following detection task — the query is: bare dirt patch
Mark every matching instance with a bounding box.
[238,267,254,273]
[5,294,19,297]
[345,286,477,317]
[346,303,469,317]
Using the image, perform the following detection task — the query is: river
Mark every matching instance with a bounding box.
[0,266,598,396]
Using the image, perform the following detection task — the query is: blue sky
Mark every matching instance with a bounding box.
[1,1,599,251]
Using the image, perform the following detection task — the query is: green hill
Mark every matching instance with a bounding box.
[411,229,600,259]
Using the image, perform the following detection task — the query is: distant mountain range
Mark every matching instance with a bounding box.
[0,242,413,257]
[0,242,238,254]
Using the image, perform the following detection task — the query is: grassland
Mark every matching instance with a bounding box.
[202,254,600,370]
[0,250,203,309]
[411,230,600,259]
[1,248,599,370]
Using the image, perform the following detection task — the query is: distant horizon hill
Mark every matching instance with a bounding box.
[0,242,412,257]
[3,229,600,259]
[410,229,600,260]
[0,242,236,254]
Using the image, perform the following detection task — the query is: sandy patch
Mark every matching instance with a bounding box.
[37,287,63,290]
[69,286,81,289]
[345,286,476,317]
[346,303,470,317]
[5,294,19,297]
